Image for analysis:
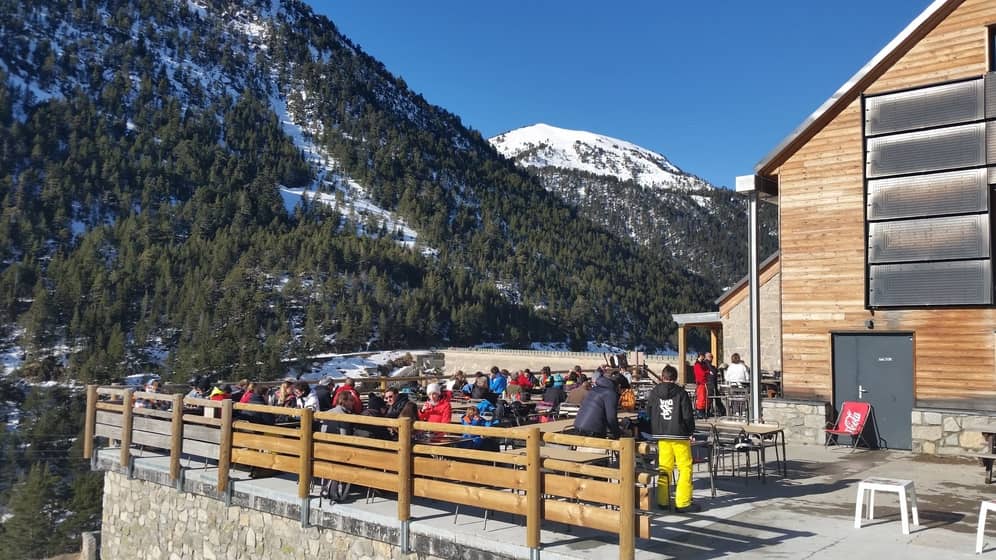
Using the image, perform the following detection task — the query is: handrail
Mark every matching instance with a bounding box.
[83,385,648,559]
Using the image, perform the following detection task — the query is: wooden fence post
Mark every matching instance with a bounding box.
[217,399,233,493]
[83,385,97,460]
[298,408,314,500]
[120,389,134,467]
[618,436,636,560]
[397,417,413,552]
[526,426,542,555]
[169,394,184,483]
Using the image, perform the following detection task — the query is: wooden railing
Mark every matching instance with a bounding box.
[83,385,652,559]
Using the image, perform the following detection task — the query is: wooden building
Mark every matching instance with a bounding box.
[745,0,996,452]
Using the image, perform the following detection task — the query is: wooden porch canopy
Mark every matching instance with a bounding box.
[672,311,722,385]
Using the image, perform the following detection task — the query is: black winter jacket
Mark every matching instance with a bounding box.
[648,382,695,440]
[573,375,621,438]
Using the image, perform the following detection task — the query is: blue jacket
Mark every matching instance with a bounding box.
[489,374,507,395]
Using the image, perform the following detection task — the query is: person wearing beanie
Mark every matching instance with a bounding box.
[418,383,451,423]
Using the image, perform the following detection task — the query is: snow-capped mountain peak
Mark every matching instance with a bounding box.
[489,123,712,191]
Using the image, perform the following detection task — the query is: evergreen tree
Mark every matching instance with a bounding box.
[0,463,62,560]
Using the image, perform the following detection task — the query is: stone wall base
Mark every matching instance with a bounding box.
[912,409,996,455]
[100,469,507,560]
[758,399,833,445]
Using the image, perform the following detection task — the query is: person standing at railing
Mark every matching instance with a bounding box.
[648,364,699,513]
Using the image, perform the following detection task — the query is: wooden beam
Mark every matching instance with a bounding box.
[710,328,720,363]
[397,417,413,522]
[297,408,313,500]
[83,385,97,460]
[120,389,134,467]
[619,437,636,560]
[526,427,542,550]
[217,399,233,493]
[168,394,186,481]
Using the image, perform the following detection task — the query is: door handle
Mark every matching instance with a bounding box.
[858,385,868,399]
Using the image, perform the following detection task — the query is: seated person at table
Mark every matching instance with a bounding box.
[418,383,452,423]
[725,353,750,386]
[459,406,499,451]
[293,381,319,411]
[573,374,621,438]
[238,385,275,425]
[447,371,471,396]
[541,375,567,415]
[320,392,356,502]
[332,378,363,413]
[470,373,490,399]
[383,387,418,440]
[648,364,698,512]
[268,380,296,407]
[565,376,591,405]
[312,377,334,412]
[488,367,507,396]
[136,379,169,410]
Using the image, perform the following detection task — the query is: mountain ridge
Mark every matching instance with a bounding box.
[0,0,719,383]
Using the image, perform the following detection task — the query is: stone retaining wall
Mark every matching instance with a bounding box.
[911,409,996,455]
[99,467,507,560]
[441,348,680,376]
[758,399,833,445]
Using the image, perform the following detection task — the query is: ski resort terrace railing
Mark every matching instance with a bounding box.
[83,385,653,560]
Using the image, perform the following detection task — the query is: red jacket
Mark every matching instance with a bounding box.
[333,386,363,413]
[693,361,710,385]
[418,398,452,423]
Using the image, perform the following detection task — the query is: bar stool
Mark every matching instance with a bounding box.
[854,477,919,535]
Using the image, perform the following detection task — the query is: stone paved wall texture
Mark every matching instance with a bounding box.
[911,409,996,455]
[442,348,680,376]
[720,271,782,372]
[100,471,444,560]
[759,400,833,445]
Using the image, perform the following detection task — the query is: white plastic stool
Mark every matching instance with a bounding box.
[854,477,919,535]
[977,500,996,553]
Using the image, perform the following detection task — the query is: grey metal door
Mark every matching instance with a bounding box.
[831,333,914,450]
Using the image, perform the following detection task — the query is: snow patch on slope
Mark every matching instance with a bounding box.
[490,123,712,192]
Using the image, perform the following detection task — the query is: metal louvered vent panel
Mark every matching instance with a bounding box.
[866,123,986,178]
[987,72,996,119]
[867,168,988,220]
[869,260,992,306]
[865,79,983,136]
[868,214,990,263]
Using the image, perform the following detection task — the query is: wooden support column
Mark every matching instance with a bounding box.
[677,326,688,385]
[297,408,314,500]
[619,436,636,560]
[83,385,97,460]
[710,328,720,363]
[525,427,542,553]
[169,394,184,483]
[397,417,413,522]
[120,389,134,467]
[218,399,234,493]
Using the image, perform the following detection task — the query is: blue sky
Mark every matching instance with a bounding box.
[312,1,934,188]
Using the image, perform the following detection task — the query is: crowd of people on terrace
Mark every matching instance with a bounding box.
[127,358,738,512]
